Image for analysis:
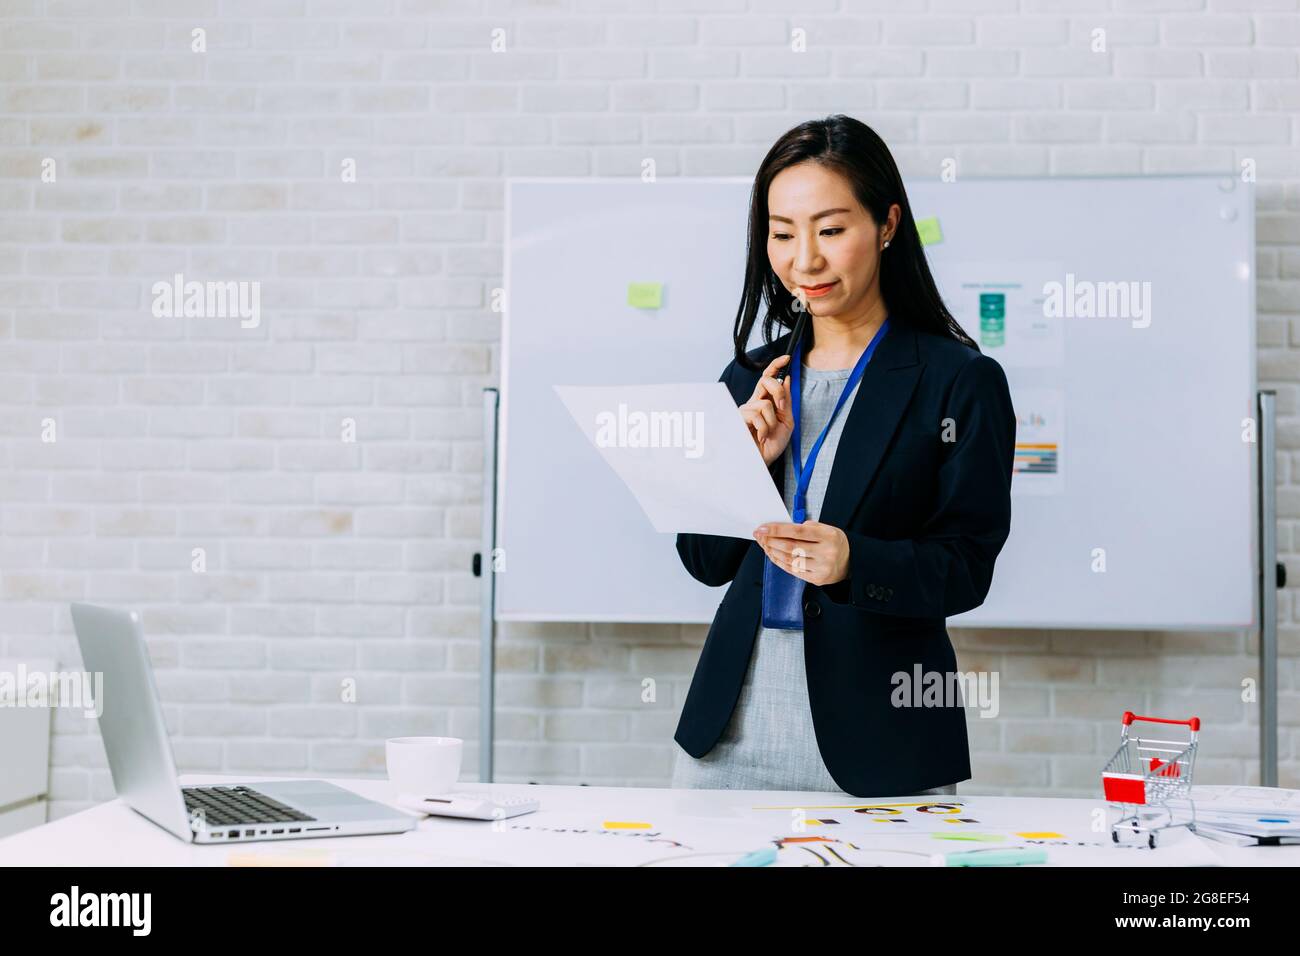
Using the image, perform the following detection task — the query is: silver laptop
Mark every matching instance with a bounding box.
[70,602,416,844]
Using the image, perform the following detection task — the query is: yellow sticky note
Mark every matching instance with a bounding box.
[1016,832,1064,839]
[626,282,663,309]
[603,820,652,829]
[915,217,943,246]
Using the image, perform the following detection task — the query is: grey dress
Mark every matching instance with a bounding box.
[672,362,957,797]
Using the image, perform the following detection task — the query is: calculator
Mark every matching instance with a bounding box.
[395,791,540,820]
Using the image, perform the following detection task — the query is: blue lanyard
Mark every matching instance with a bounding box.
[790,317,891,523]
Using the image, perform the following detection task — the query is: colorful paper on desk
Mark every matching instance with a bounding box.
[554,382,791,539]
[747,798,1224,867]
[265,802,1228,867]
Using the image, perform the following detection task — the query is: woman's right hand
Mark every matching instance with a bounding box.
[740,354,795,466]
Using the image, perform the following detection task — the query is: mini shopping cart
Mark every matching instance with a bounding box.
[1101,711,1199,848]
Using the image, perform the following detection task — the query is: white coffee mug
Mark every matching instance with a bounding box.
[386,736,463,797]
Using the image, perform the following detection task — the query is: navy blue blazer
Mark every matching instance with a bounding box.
[674,320,1016,796]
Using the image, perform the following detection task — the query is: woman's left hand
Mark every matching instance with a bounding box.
[753,521,850,587]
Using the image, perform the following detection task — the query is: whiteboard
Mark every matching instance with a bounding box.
[498,176,1256,629]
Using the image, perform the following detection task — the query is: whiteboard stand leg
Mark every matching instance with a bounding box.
[1257,389,1279,788]
[475,387,501,783]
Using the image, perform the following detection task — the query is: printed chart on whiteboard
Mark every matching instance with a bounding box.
[938,261,1064,367]
[1010,388,1064,496]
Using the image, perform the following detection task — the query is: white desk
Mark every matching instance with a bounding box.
[2,775,1296,867]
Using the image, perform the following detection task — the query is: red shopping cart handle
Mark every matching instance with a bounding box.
[1123,711,1200,731]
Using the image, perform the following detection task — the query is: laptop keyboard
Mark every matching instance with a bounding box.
[183,785,317,828]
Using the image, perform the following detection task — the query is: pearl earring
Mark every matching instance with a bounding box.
[883,239,890,249]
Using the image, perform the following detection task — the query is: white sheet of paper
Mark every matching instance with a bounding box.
[554,382,791,539]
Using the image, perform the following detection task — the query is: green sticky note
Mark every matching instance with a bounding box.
[915,217,943,246]
[627,281,663,309]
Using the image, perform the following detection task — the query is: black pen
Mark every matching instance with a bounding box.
[773,303,810,384]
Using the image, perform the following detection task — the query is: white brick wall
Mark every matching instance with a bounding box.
[1,0,1298,818]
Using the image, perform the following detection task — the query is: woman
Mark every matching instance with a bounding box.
[671,115,1016,797]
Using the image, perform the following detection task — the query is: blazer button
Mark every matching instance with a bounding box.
[803,599,821,619]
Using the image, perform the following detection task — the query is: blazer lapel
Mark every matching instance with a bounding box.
[818,320,923,529]
[750,320,924,529]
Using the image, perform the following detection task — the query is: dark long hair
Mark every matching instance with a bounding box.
[732,114,976,370]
